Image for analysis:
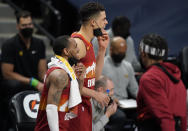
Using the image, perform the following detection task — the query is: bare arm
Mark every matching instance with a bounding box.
[74,63,109,107]
[95,31,109,80]
[95,47,106,80]
[38,59,47,81]
[1,63,30,84]
[46,69,68,105]
[46,69,68,131]
[81,87,110,108]
[2,62,45,92]
[73,37,110,107]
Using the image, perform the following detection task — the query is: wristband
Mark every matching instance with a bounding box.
[30,77,39,88]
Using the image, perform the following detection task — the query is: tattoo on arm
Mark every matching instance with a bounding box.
[47,70,69,105]
[52,90,62,105]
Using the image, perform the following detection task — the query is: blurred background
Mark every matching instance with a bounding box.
[0,0,188,57]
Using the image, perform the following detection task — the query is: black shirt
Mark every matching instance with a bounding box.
[1,34,46,79]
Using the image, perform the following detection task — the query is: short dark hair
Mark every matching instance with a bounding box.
[141,33,168,60]
[53,35,70,56]
[15,10,31,23]
[95,76,112,90]
[112,16,131,39]
[79,2,105,23]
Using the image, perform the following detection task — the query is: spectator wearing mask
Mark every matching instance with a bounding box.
[93,16,141,72]
[102,36,138,100]
[0,10,46,130]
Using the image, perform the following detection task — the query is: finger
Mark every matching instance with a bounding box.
[107,96,110,101]
[104,102,108,107]
[105,98,110,106]
[75,66,84,71]
[102,34,109,40]
[76,64,85,69]
[101,102,105,108]
[101,29,107,34]
[97,35,105,40]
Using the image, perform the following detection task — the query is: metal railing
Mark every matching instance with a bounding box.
[40,0,62,37]
[5,0,56,44]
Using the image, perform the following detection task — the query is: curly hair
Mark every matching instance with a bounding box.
[140,33,168,60]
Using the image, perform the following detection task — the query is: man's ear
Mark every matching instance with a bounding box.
[140,51,147,57]
[90,19,96,28]
[63,48,69,56]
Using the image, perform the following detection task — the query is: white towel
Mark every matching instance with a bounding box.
[48,56,82,109]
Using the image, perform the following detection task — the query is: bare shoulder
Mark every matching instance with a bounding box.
[74,38,86,59]
[47,69,69,89]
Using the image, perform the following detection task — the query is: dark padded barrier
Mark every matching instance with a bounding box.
[9,90,40,131]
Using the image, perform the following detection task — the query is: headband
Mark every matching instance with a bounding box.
[140,41,165,57]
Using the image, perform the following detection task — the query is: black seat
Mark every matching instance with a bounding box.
[178,46,188,89]
[9,90,40,131]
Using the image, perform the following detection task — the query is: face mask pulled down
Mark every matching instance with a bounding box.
[93,28,103,37]
[68,57,79,66]
[93,20,103,37]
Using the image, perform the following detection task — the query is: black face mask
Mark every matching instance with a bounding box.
[93,28,103,37]
[111,53,125,64]
[20,28,33,38]
[68,57,79,66]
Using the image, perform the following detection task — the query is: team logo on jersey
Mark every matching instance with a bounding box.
[19,51,23,56]
[23,93,40,118]
[85,62,96,77]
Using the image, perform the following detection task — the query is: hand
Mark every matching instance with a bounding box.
[113,98,119,105]
[97,30,109,50]
[105,101,117,118]
[94,92,110,108]
[74,63,86,81]
[36,81,44,92]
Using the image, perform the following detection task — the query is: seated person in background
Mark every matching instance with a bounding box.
[92,75,126,131]
[93,16,141,72]
[1,10,46,95]
[102,36,138,100]
[0,10,47,131]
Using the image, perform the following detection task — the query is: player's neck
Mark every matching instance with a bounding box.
[146,59,163,68]
[79,25,94,42]
[59,54,68,60]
